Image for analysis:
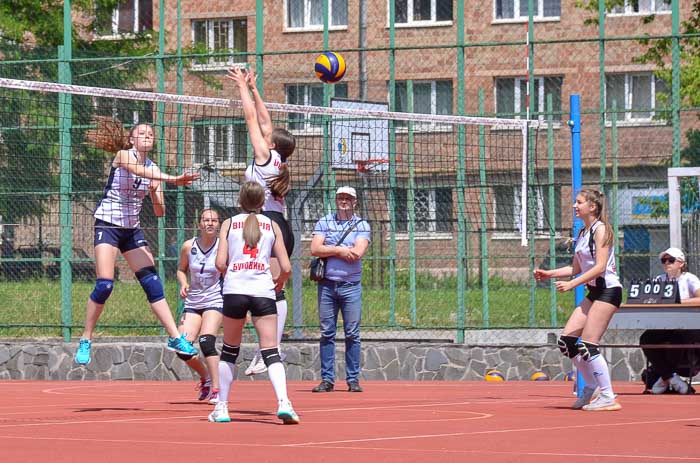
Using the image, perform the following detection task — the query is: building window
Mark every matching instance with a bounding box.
[495,76,562,120]
[494,186,561,232]
[192,120,248,167]
[94,95,153,125]
[393,80,453,129]
[495,0,560,20]
[95,0,153,36]
[192,19,247,69]
[302,190,327,234]
[394,188,453,233]
[285,83,348,131]
[605,73,667,122]
[394,0,453,25]
[610,0,670,14]
[286,0,348,29]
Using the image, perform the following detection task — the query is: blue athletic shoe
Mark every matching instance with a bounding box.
[167,333,198,356]
[75,338,92,365]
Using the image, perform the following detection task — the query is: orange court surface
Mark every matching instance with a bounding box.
[0,380,697,463]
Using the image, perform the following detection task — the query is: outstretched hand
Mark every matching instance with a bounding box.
[555,280,575,293]
[173,171,200,186]
[226,67,248,87]
[533,268,551,281]
[245,69,258,89]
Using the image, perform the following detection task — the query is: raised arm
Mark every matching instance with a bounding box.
[247,70,273,144]
[227,67,269,165]
[113,151,199,186]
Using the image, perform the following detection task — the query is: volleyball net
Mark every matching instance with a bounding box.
[0,77,553,339]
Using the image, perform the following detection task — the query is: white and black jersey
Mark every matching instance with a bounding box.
[185,238,223,310]
[574,221,621,289]
[222,213,276,299]
[94,149,154,228]
[245,150,286,215]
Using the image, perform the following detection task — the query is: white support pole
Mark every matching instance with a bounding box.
[666,167,700,249]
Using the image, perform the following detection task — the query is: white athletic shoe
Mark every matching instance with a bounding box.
[651,376,669,395]
[208,402,231,423]
[582,393,621,411]
[277,399,300,425]
[245,352,267,376]
[571,386,600,409]
[669,373,690,394]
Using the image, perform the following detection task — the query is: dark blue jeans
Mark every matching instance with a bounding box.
[317,279,362,384]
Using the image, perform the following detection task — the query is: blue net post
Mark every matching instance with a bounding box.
[569,94,586,397]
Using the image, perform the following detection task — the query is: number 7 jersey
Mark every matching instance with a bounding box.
[186,237,223,310]
[222,213,276,299]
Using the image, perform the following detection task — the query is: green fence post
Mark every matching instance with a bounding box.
[598,0,607,191]
[527,0,536,327]
[388,0,397,326]
[478,90,489,328]
[456,0,467,342]
[175,0,185,320]
[156,0,167,281]
[407,81,416,326]
[58,42,73,341]
[672,0,680,166]
[546,95,556,326]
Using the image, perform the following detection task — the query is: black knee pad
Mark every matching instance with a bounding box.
[260,347,282,367]
[558,335,579,359]
[176,352,195,361]
[198,334,218,358]
[135,266,165,303]
[576,340,600,361]
[220,343,240,364]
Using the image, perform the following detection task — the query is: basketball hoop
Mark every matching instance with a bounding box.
[355,158,389,175]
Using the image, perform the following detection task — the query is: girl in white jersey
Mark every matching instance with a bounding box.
[227,68,297,377]
[535,189,622,411]
[176,209,223,403]
[209,181,299,424]
[74,118,199,365]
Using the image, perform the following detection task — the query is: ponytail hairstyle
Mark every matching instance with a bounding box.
[267,128,296,199]
[239,181,266,250]
[579,188,614,248]
[86,116,131,152]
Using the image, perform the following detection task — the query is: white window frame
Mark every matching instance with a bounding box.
[92,93,152,126]
[493,0,561,23]
[608,0,670,15]
[494,76,562,123]
[392,188,454,238]
[191,19,246,72]
[605,73,666,125]
[394,80,454,132]
[285,0,348,31]
[302,190,327,237]
[96,0,146,39]
[285,83,347,134]
[191,122,247,169]
[389,0,454,27]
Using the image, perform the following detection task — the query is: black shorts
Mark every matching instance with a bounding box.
[94,219,149,253]
[223,294,277,319]
[585,285,622,307]
[262,211,294,257]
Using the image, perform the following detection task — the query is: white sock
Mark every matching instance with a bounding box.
[276,299,287,347]
[267,362,288,403]
[572,355,596,390]
[218,360,236,403]
[588,354,614,397]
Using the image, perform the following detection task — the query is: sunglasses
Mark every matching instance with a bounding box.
[661,257,676,264]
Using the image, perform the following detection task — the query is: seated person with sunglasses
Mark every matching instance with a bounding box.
[640,247,700,394]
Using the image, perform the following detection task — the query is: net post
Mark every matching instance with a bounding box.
[569,94,586,396]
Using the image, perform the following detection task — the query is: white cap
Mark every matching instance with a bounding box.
[659,247,685,262]
[336,186,357,198]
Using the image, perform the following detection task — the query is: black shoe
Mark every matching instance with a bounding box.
[347,381,363,392]
[312,380,334,392]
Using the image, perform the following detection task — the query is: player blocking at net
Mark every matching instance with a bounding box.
[534,189,622,411]
[227,67,296,377]
[208,181,299,424]
[74,118,200,365]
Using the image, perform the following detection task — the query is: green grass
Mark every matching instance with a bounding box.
[0,278,575,338]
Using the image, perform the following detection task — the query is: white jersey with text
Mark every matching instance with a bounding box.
[574,221,621,289]
[222,213,276,299]
[94,149,154,228]
[185,237,223,310]
[244,149,286,214]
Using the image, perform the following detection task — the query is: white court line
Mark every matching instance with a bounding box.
[0,433,696,461]
[0,414,206,428]
[284,416,700,447]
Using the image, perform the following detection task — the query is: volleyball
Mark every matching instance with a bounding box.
[564,371,576,381]
[530,371,550,381]
[485,369,505,382]
[314,52,346,84]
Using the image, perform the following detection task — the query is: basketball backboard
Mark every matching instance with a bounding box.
[330,98,389,171]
